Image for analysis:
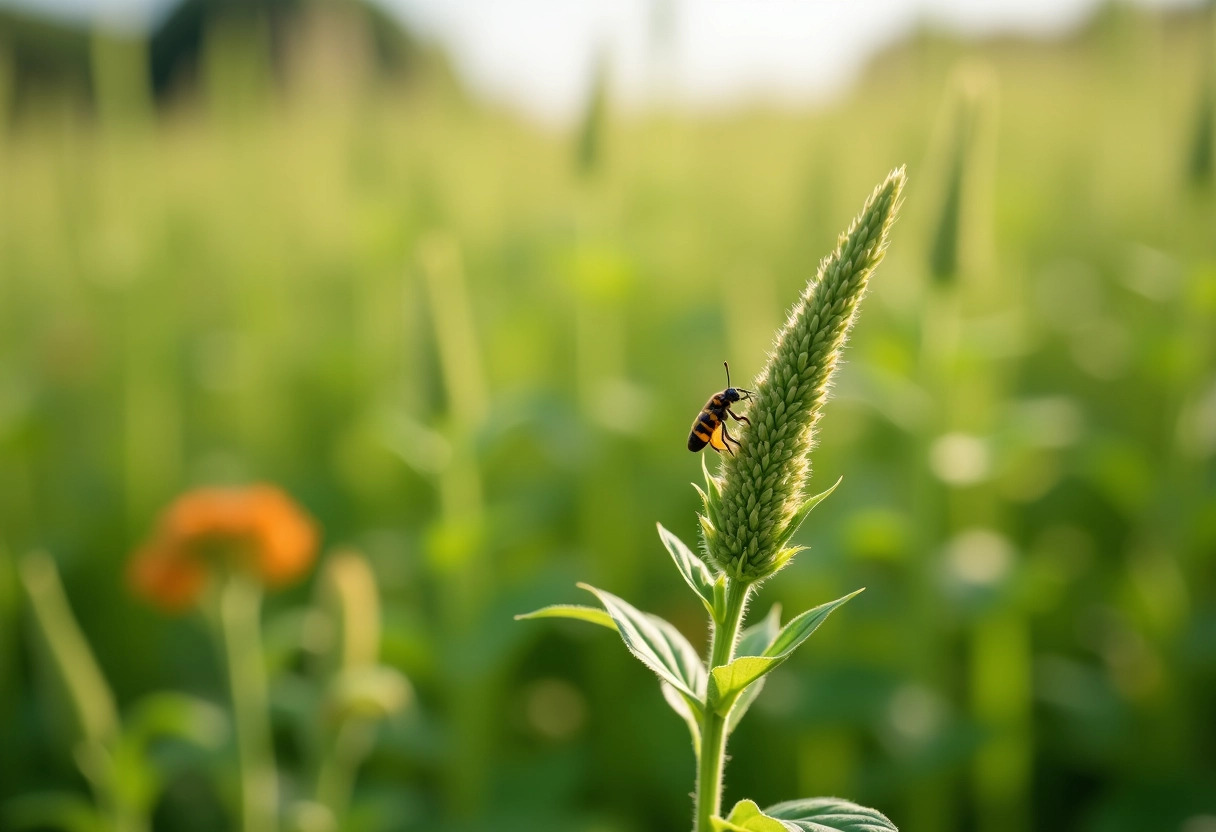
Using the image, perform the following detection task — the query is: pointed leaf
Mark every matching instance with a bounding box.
[715,798,898,832]
[514,604,615,631]
[657,523,716,618]
[661,682,701,757]
[712,575,727,623]
[693,481,721,528]
[765,588,862,656]
[736,604,782,657]
[515,598,705,729]
[727,604,782,734]
[702,452,723,500]
[577,583,706,702]
[711,800,788,832]
[770,545,808,574]
[708,589,863,714]
[765,797,898,831]
[727,683,766,734]
[519,597,704,727]
[778,476,843,545]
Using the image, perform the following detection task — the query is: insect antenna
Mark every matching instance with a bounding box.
[725,361,754,398]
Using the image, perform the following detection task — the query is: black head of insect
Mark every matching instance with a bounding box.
[722,361,754,403]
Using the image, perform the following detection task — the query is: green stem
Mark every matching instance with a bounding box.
[19,553,147,831]
[216,574,278,832]
[315,719,375,821]
[694,578,750,832]
[75,741,148,832]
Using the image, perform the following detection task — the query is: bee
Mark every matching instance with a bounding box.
[688,362,754,455]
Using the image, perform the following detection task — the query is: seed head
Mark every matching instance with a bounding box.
[699,168,906,582]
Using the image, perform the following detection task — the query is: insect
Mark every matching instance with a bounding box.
[687,362,754,455]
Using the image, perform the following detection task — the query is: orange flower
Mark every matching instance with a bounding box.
[128,484,319,612]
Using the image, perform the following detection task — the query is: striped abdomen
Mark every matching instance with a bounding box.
[687,400,725,451]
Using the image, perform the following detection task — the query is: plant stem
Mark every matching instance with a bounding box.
[217,573,278,832]
[694,578,750,832]
[315,719,375,821]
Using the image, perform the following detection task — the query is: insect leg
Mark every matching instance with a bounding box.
[721,423,742,452]
[727,407,751,425]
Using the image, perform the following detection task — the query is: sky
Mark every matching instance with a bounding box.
[3,0,1203,122]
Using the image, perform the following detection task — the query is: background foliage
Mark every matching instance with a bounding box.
[1,3,1214,831]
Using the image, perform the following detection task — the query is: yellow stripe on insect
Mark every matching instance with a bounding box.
[687,362,754,454]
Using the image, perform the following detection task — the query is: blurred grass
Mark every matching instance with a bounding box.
[1,4,1215,832]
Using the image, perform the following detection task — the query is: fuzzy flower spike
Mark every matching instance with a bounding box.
[700,167,906,583]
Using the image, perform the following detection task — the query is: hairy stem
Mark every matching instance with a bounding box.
[694,578,750,832]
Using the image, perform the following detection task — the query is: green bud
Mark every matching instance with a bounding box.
[316,549,382,673]
[703,168,906,582]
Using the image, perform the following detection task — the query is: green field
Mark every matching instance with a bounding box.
[1,5,1215,832]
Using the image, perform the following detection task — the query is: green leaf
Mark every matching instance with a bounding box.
[726,604,782,734]
[514,604,615,631]
[765,797,898,831]
[577,583,706,703]
[711,800,788,832]
[714,798,898,832]
[736,604,782,657]
[516,595,705,729]
[110,693,232,813]
[692,482,721,530]
[708,589,863,714]
[3,792,107,832]
[123,692,229,750]
[701,452,723,501]
[777,476,843,546]
[712,575,727,622]
[765,589,862,655]
[661,682,701,758]
[699,514,719,551]
[657,523,716,619]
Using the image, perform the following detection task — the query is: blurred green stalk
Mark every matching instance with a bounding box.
[927,65,993,287]
[310,552,402,823]
[19,552,118,756]
[575,52,608,177]
[122,286,183,536]
[1187,10,1215,189]
[918,65,1032,832]
[19,552,146,832]
[0,42,12,140]
[89,25,152,133]
[204,10,273,125]
[314,719,375,821]
[212,573,278,832]
[418,232,494,821]
[572,258,637,591]
[970,611,1032,832]
[0,546,16,794]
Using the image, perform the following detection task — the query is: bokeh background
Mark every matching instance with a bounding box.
[1,0,1215,831]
